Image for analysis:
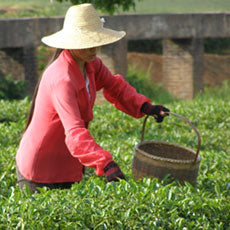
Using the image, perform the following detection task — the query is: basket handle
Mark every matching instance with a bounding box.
[141,112,201,163]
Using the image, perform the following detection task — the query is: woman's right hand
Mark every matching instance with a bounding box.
[103,161,125,182]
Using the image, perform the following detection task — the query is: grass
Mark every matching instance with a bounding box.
[132,0,230,14]
[0,0,230,18]
[0,72,230,228]
[0,0,71,18]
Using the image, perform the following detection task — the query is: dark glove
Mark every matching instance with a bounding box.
[104,161,125,182]
[141,102,170,123]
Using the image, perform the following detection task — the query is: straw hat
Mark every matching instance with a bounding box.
[41,3,126,49]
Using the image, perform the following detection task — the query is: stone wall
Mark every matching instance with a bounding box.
[162,39,204,99]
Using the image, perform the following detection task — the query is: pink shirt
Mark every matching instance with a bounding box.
[16,50,150,183]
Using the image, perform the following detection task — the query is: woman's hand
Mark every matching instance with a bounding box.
[104,161,125,182]
[141,102,170,122]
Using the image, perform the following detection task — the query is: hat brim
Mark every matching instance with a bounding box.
[41,28,126,49]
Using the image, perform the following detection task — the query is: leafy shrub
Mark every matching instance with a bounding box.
[0,74,28,100]
[128,39,162,54]
[0,82,229,229]
[0,97,30,123]
[126,66,177,104]
[54,0,137,15]
[204,38,230,54]
[37,46,49,72]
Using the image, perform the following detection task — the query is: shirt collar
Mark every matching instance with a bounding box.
[62,49,94,72]
[61,49,94,90]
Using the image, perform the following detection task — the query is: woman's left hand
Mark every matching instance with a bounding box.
[141,102,170,123]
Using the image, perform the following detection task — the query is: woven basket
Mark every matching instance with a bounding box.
[132,112,201,184]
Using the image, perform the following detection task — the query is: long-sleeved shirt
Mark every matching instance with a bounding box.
[16,49,150,183]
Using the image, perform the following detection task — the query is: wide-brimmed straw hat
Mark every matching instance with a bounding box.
[41,3,126,49]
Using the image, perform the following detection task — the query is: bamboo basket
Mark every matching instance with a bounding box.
[132,112,201,184]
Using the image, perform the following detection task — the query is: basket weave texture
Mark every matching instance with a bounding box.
[132,113,201,184]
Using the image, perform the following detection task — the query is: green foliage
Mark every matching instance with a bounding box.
[131,0,230,14]
[0,0,71,18]
[37,46,49,73]
[0,74,28,100]
[128,39,162,54]
[54,0,137,15]
[128,38,230,55]
[2,0,230,18]
[126,65,177,104]
[0,98,30,123]
[0,81,230,229]
[204,38,230,54]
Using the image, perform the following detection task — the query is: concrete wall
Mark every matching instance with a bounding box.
[1,13,230,48]
[1,13,230,99]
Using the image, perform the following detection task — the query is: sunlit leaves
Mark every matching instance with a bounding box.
[0,82,230,229]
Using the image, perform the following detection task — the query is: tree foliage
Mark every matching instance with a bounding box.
[55,0,138,15]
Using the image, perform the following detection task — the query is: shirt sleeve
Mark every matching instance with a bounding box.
[51,79,113,176]
[94,58,151,118]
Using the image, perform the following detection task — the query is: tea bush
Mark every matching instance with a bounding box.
[0,82,229,229]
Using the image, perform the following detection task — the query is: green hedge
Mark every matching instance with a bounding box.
[0,78,230,229]
[0,74,28,100]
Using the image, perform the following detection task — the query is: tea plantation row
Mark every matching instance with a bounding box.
[0,82,229,229]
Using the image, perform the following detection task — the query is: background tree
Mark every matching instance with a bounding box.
[54,0,140,15]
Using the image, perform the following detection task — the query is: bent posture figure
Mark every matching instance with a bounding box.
[16,3,169,193]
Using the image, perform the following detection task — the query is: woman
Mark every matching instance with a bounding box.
[16,3,169,193]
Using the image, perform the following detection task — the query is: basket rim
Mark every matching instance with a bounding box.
[135,140,201,164]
